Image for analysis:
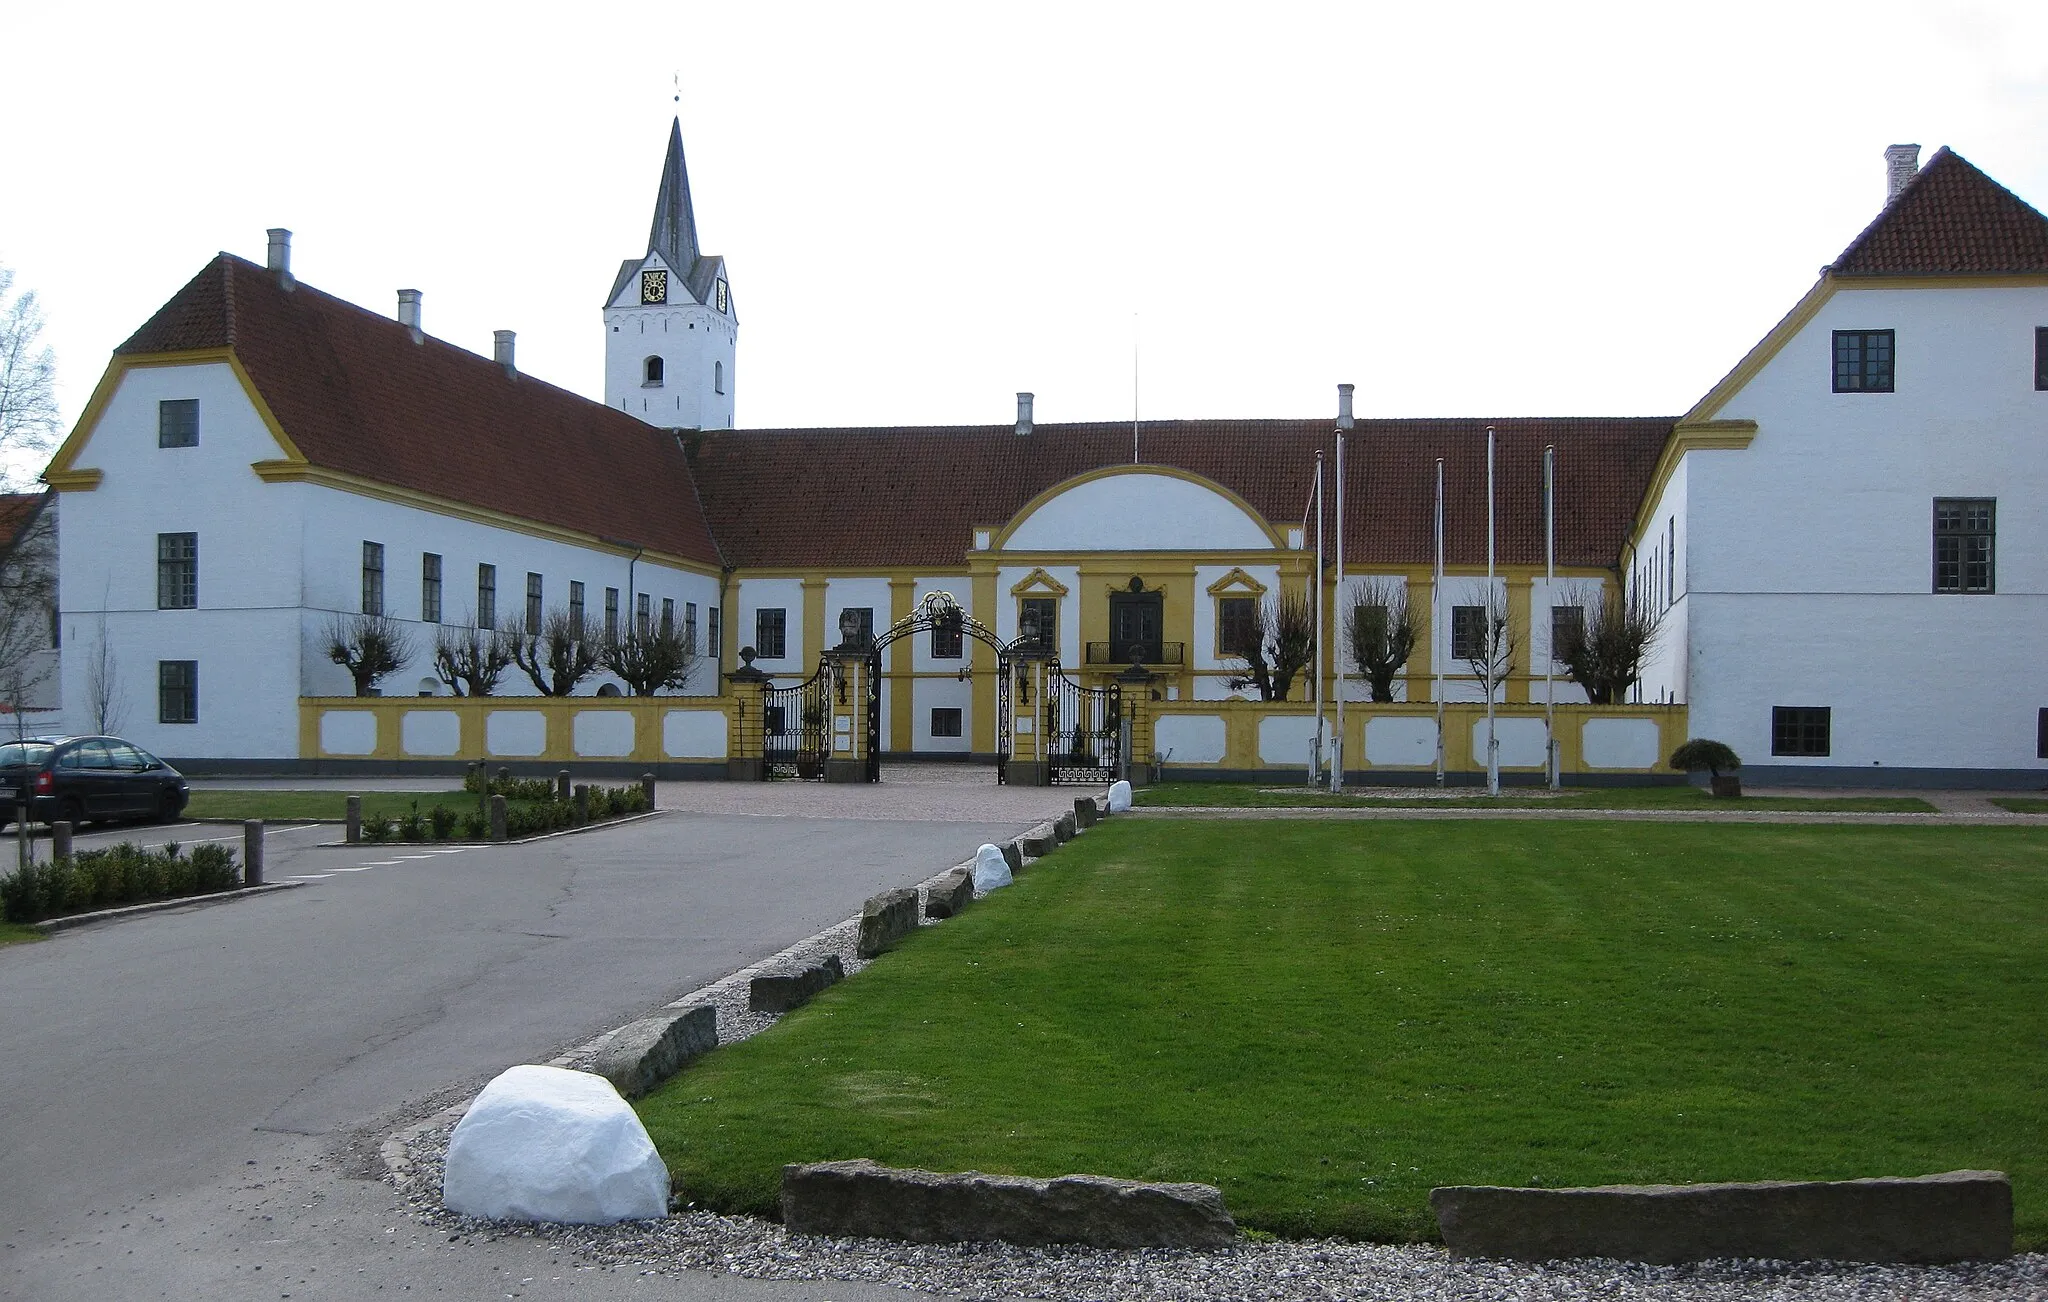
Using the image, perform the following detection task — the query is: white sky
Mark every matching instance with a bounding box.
[5,0,2047,468]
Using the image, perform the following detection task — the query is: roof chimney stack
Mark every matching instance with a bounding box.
[1016,391,1034,436]
[1337,382,1355,431]
[1885,144,1921,202]
[493,329,516,376]
[266,228,293,286]
[397,289,422,342]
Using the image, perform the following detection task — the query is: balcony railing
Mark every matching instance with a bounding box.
[1085,641,1185,666]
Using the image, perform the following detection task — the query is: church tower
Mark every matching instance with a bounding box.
[604,120,736,428]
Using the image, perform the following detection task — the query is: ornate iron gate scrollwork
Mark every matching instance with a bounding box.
[760,661,832,780]
[865,591,1017,783]
[1043,663,1121,785]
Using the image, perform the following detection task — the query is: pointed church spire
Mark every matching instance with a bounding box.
[648,118,702,273]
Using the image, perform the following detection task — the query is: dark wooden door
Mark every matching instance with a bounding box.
[1108,593,1163,664]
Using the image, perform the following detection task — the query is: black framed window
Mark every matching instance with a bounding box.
[477,564,497,629]
[1218,596,1258,658]
[636,593,652,638]
[1451,605,1485,661]
[525,572,543,628]
[1550,605,1585,661]
[660,598,675,638]
[156,532,198,609]
[708,607,721,662]
[569,580,585,630]
[1833,329,1895,393]
[755,608,787,658]
[684,602,698,651]
[362,541,385,615]
[421,553,442,623]
[931,707,963,738]
[158,399,199,448]
[643,355,664,386]
[1020,597,1057,651]
[931,609,963,659]
[1771,706,1831,757]
[1933,498,1995,593]
[158,660,198,724]
[604,587,620,640]
[2038,708,2048,760]
[2036,328,2048,391]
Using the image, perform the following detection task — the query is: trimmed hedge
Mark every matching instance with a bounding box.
[359,783,650,844]
[1,841,241,924]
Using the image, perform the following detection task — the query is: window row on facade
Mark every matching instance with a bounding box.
[1832,327,2048,393]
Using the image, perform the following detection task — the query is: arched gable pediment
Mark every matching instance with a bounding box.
[995,467,1280,552]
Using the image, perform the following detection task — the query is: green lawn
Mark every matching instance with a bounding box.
[182,790,468,822]
[638,818,2048,1244]
[1134,781,1938,814]
[0,921,43,946]
[1991,797,2048,814]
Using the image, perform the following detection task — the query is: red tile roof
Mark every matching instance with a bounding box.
[687,418,1672,571]
[115,256,724,567]
[1830,147,2048,276]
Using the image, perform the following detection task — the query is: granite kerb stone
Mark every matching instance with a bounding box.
[1000,841,1024,875]
[590,1003,718,1100]
[1054,812,1077,842]
[857,888,920,959]
[749,956,846,1014]
[1429,1169,2013,1264]
[1074,796,1099,828]
[925,869,974,919]
[1019,824,1056,858]
[781,1158,1238,1249]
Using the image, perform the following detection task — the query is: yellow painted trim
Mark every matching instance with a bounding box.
[1629,419,1759,542]
[43,469,103,491]
[888,578,915,751]
[989,463,1289,551]
[1681,277,1833,425]
[1833,274,2048,290]
[801,577,828,666]
[43,347,309,490]
[1007,567,1070,597]
[250,461,719,577]
[1203,566,1269,597]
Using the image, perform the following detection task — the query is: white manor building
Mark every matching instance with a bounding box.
[35,131,2048,785]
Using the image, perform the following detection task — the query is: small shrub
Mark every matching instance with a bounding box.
[397,804,427,842]
[1670,739,1742,779]
[0,841,240,924]
[460,809,489,840]
[428,805,458,840]
[361,817,395,844]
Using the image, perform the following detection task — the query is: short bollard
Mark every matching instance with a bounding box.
[640,773,656,810]
[243,820,265,887]
[345,795,362,844]
[573,784,591,822]
[557,769,572,802]
[52,820,73,860]
[489,794,508,842]
[496,766,511,785]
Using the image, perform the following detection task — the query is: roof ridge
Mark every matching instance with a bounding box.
[1828,146,2048,276]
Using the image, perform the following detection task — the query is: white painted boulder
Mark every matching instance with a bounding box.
[1107,780,1134,813]
[972,842,1013,892]
[442,1065,669,1224]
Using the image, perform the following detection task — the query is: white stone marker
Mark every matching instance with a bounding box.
[972,842,1013,892]
[1107,780,1134,813]
[442,1064,669,1224]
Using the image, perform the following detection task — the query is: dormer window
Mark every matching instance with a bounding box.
[643,356,664,387]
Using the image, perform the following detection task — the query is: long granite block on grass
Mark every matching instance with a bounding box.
[857,888,919,959]
[782,1158,1237,1248]
[590,1004,718,1100]
[925,869,973,919]
[749,956,845,1014]
[1429,1169,2012,1264]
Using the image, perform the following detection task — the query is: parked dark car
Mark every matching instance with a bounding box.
[0,736,190,828]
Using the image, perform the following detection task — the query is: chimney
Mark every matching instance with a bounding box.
[396,288,422,341]
[493,329,516,376]
[1016,391,1034,436]
[266,228,293,286]
[1336,382,1355,431]
[1885,144,1921,202]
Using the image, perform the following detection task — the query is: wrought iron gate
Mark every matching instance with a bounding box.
[761,660,832,780]
[1042,664,1121,784]
[864,591,1016,783]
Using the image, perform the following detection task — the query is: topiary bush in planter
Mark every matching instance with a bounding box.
[1670,738,1743,798]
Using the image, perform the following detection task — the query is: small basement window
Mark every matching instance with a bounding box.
[1771,706,1831,757]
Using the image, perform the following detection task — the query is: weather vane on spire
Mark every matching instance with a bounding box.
[673,72,681,106]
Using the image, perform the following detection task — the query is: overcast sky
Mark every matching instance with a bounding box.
[5,0,2046,473]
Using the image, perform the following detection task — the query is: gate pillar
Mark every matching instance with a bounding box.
[725,650,772,781]
[1008,648,1052,787]
[824,644,871,783]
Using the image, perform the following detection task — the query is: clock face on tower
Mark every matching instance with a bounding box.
[640,270,668,305]
[715,279,729,314]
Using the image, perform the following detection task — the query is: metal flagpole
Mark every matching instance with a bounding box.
[1332,427,1345,794]
[1485,425,1499,796]
[1544,443,1558,789]
[1433,456,1445,786]
[1312,450,1325,786]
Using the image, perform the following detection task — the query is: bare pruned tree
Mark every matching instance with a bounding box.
[325,611,416,696]
[432,618,512,697]
[1552,581,1664,705]
[1225,589,1316,702]
[600,624,700,697]
[1344,577,1422,703]
[1460,587,1518,702]
[0,497,55,719]
[507,608,601,696]
[0,265,60,488]
[84,622,123,735]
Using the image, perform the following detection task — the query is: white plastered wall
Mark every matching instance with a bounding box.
[735,578,804,675]
[1002,472,1274,552]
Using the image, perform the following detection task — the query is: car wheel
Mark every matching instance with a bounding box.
[56,796,87,830]
[155,790,183,824]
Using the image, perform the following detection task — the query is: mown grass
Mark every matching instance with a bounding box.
[638,818,2048,1245]
[183,790,469,822]
[1991,797,2048,814]
[0,920,43,945]
[1133,781,1938,814]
